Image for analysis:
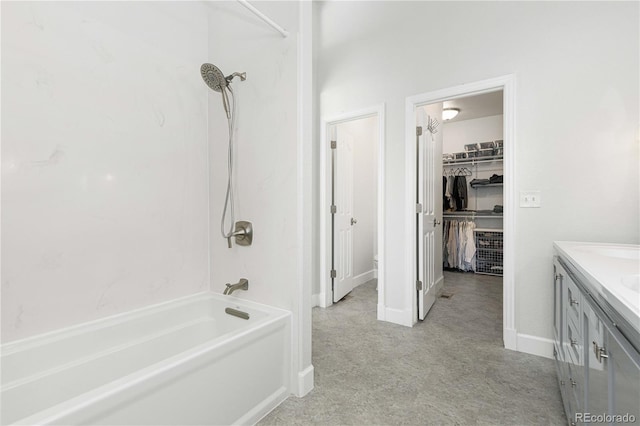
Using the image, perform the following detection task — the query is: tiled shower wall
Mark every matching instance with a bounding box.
[1,2,210,342]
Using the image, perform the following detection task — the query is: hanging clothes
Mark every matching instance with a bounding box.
[447,176,455,210]
[452,176,468,211]
[442,217,450,267]
[442,219,476,272]
[463,220,476,271]
[443,176,448,211]
[443,175,453,210]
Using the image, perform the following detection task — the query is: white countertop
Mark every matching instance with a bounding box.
[554,241,640,334]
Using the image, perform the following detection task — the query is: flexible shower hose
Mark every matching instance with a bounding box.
[221,86,236,246]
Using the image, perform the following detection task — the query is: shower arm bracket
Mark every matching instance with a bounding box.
[226,72,247,83]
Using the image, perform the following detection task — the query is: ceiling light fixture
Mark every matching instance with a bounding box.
[442,108,460,121]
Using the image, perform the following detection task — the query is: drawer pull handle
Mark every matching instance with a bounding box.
[570,298,579,306]
[570,338,578,347]
[592,341,609,363]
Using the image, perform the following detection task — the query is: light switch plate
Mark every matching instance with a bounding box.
[520,190,541,208]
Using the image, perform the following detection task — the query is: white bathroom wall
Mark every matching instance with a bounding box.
[337,116,378,284]
[314,2,639,345]
[1,2,210,342]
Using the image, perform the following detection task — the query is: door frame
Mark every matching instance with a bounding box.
[319,104,385,310]
[404,75,517,350]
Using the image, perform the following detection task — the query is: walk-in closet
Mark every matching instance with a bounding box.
[440,90,504,313]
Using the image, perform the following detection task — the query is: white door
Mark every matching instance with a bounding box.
[417,105,443,320]
[332,128,355,302]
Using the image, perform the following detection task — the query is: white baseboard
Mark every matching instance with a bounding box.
[434,275,444,295]
[377,305,413,327]
[311,293,321,308]
[317,291,328,308]
[295,365,314,397]
[377,303,386,321]
[516,333,554,359]
[503,327,517,351]
[353,270,375,288]
[378,277,442,327]
[316,272,375,309]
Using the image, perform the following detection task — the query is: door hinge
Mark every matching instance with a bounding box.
[416,203,423,214]
[330,140,337,149]
[416,126,423,136]
[330,269,337,279]
[330,205,337,214]
[416,280,423,291]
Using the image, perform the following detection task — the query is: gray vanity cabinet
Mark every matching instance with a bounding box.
[553,256,640,426]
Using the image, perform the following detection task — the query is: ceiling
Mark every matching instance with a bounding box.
[441,91,503,123]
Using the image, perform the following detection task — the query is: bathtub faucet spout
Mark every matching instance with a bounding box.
[223,278,249,295]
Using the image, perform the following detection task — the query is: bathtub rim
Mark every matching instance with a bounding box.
[2,291,292,425]
[1,291,290,354]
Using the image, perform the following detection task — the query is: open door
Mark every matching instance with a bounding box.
[332,127,355,302]
[416,105,443,320]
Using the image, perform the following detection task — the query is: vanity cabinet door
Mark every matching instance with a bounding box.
[565,276,583,337]
[608,327,640,420]
[585,303,608,418]
[553,260,563,346]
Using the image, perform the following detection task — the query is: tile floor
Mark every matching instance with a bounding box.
[259,271,566,425]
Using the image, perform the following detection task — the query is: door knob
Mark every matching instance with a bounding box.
[351,218,357,226]
[434,218,441,226]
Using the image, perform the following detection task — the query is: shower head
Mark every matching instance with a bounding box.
[200,63,246,120]
[201,63,228,92]
[201,63,231,119]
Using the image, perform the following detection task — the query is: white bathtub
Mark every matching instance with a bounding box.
[1,292,292,425]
